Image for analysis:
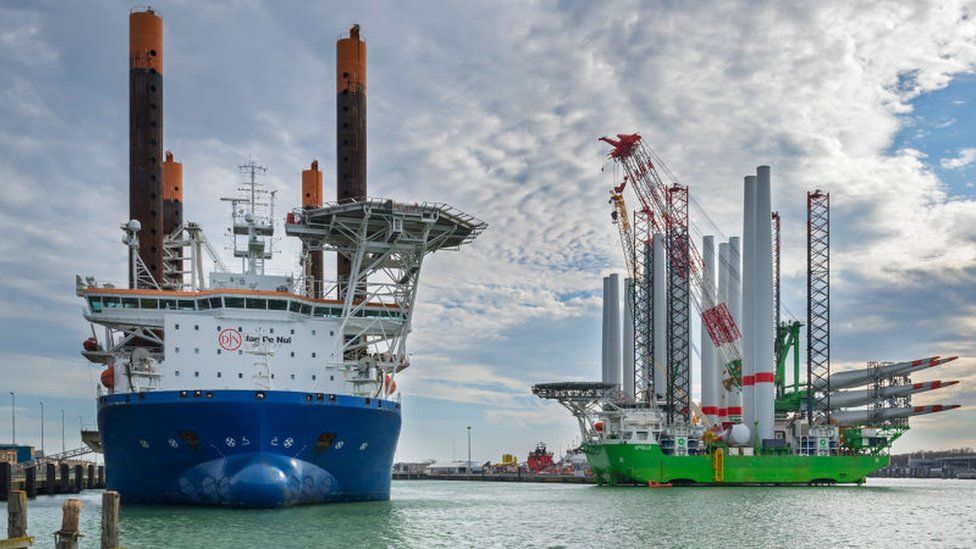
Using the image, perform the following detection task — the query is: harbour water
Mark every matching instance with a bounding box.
[5,478,976,548]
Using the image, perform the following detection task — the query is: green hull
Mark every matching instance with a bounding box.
[584,444,889,485]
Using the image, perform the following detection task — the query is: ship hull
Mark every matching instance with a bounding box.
[584,443,888,485]
[97,390,401,507]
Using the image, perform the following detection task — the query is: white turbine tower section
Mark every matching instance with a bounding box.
[602,276,611,386]
[623,277,636,401]
[754,166,775,444]
[728,236,742,422]
[653,233,668,400]
[607,273,621,390]
[700,236,717,425]
[742,176,757,436]
[717,241,731,423]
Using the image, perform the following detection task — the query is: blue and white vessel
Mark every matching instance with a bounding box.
[77,162,484,507]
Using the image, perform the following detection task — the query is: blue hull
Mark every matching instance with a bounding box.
[97,390,401,507]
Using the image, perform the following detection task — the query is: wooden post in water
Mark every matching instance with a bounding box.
[24,466,37,498]
[7,490,28,538]
[97,466,105,488]
[87,465,96,489]
[101,491,121,549]
[54,498,83,549]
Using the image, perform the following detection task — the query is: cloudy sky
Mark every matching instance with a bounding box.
[1,0,975,462]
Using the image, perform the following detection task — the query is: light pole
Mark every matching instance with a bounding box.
[9,392,15,445]
[39,401,44,457]
[466,426,471,473]
[60,408,65,454]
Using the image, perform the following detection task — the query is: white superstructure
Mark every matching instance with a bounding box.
[78,164,485,400]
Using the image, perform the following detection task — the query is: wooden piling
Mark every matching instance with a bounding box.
[46,463,57,495]
[87,465,96,489]
[97,466,105,488]
[24,466,36,499]
[7,490,27,538]
[54,498,83,549]
[100,491,121,549]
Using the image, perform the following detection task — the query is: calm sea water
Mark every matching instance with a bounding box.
[5,479,976,548]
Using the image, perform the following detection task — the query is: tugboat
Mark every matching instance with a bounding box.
[526,443,555,473]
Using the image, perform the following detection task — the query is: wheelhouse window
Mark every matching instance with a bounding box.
[289,301,302,313]
[300,304,312,315]
[245,298,267,310]
[224,297,245,308]
[178,300,195,311]
[121,297,138,309]
[197,299,211,310]
[140,298,158,309]
[102,296,121,309]
[209,297,223,308]
[268,299,287,311]
[88,297,103,312]
[159,299,177,310]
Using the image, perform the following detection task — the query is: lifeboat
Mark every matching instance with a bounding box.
[384,374,397,395]
[83,337,100,352]
[100,365,115,389]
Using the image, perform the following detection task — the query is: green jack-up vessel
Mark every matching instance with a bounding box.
[534,348,959,486]
[534,140,960,486]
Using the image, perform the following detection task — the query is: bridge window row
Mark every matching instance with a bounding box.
[87,296,402,318]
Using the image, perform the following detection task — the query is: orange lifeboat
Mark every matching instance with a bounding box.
[100,366,115,389]
[83,337,100,352]
[384,374,397,395]
[594,421,605,432]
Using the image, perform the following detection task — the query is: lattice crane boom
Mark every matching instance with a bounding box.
[609,179,637,279]
[601,134,744,390]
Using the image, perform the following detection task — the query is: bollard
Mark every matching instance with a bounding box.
[54,498,83,549]
[87,465,96,489]
[101,491,121,549]
[46,463,57,494]
[7,489,28,538]
[73,464,83,493]
[59,463,70,493]
[0,462,10,500]
[25,466,37,498]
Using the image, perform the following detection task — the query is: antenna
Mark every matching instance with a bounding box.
[221,160,275,275]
